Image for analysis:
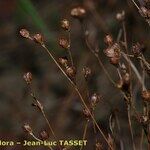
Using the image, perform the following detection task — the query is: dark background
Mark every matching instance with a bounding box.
[0,0,149,149]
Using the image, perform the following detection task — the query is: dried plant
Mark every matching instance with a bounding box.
[19,3,150,150]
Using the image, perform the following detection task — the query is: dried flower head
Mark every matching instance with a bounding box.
[90,93,101,108]
[123,73,130,85]
[83,108,91,120]
[33,33,44,45]
[23,123,32,134]
[104,43,121,66]
[104,35,113,46]
[117,80,123,89]
[71,6,86,19]
[141,90,150,101]
[58,57,68,66]
[23,72,32,84]
[20,29,30,39]
[61,19,70,30]
[82,67,92,79]
[66,66,76,78]
[110,57,120,66]
[59,37,70,49]
[116,11,125,21]
[139,115,149,125]
[104,43,121,58]
[132,42,145,56]
[117,73,130,91]
[40,130,49,140]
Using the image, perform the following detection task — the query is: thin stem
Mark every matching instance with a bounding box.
[140,129,144,150]
[80,120,89,150]
[40,109,62,150]
[115,113,124,150]
[41,44,113,150]
[30,133,43,142]
[121,52,146,90]
[127,104,136,150]
[131,0,140,10]
[30,133,53,150]
[41,110,56,140]
[85,36,116,86]
[68,30,74,66]
[122,21,135,150]
[28,86,61,150]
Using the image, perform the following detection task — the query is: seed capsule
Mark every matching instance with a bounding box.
[83,108,91,120]
[90,93,101,108]
[116,11,125,21]
[59,37,70,49]
[40,130,49,140]
[58,57,68,66]
[132,42,145,56]
[23,123,32,134]
[110,57,120,66]
[66,66,76,78]
[23,72,32,84]
[61,19,70,30]
[82,67,92,79]
[33,33,44,45]
[141,90,150,102]
[104,35,113,46]
[71,6,86,19]
[20,29,30,39]
[104,43,121,58]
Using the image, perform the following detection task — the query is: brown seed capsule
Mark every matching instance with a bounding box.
[104,35,113,46]
[141,90,150,101]
[33,33,44,45]
[66,66,76,78]
[20,29,30,38]
[117,80,123,89]
[40,130,49,140]
[58,57,68,66]
[110,57,120,66]
[59,37,70,49]
[61,19,70,30]
[104,43,121,58]
[71,6,86,19]
[117,73,130,91]
[139,115,149,125]
[23,123,32,134]
[116,11,125,21]
[90,93,101,108]
[83,108,91,120]
[132,42,145,56]
[82,67,92,79]
[23,72,32,84]
[123,73,130,85]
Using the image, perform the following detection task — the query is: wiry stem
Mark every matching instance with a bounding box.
[131,0,140,10]
[68,30,74,66]
[40,44,113,150]
[121,52,146,90]
[85,36,116,87]
[80,120,89,150]
[28,86,61,150]
[29,133,53,150]
[122,20,136,150]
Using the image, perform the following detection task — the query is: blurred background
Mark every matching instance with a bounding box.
[0,0,149,149]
